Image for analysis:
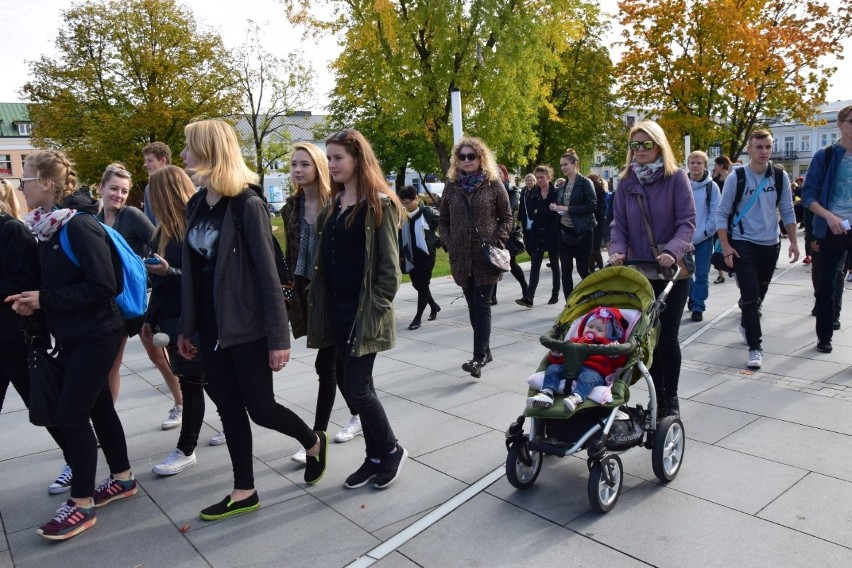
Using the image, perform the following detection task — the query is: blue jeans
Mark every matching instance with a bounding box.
[689,237,713,312]
[542,364,605,400]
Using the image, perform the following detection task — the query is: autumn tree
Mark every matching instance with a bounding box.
[22,0,239,188]
[617,0,852,160]
[235,22,316,188]
[287,0,602,176]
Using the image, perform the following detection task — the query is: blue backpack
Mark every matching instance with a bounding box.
[59,213,148,320]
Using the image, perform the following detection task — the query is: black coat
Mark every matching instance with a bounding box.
[0,214,47,349]
[519,183,560,253]
[558,174,597,235]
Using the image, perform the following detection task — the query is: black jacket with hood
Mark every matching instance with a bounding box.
[38,190,123,343]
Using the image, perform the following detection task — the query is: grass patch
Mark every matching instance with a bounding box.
[271,216,530,283]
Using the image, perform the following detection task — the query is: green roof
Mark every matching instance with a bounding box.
[0,103,31,137]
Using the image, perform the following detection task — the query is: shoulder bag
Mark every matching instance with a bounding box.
[634,191,695,281]
[460,195,510,272]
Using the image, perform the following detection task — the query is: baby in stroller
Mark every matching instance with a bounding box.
[526,306,628,412]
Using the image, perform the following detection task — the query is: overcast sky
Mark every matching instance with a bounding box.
[1,0,849,110]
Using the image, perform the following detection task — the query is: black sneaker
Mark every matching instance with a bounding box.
[514,297,533,308]
[816,339,833,353]
[344,458,380,489]
[547,295,559,305]
[373,445,408,489]
[462,359,482,378]
[484,350,493,365]
[691,311,703,322]
[199,492,260,521]
[304,431,328,485]
[833,318,841,330]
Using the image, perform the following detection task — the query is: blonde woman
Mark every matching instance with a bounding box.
[177,119,326,521]
[438,137,513,377]
[307,129,406,489]
[608,120,695,419]
[283,142,360,464]
[8,150,135,540]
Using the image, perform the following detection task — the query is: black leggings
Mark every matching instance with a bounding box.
[175,374,207,457]
[199,333,316,490]
[0,344,70,464]
[463,277,494,359]
[558,232,592,299]
[648,278,689,399]
[409,253,438,321]
[312,343,355,432]
[59,332,129,498]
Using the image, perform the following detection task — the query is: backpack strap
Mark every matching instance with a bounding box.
[772,161,784,207]
[705,180,713,209]
[728,168,748,234]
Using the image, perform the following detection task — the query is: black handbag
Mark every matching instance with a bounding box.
[156,317,205,377]
[507,226,526,256]
[26,336,64,428]
[559,226,582,247]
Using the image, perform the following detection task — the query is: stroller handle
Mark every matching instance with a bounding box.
[539,334,638,357]
[620,258,681,282]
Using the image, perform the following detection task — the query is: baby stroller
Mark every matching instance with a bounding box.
[504,264,685,512]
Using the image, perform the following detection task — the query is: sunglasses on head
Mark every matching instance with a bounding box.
[458,152,478,162]
[629,140,657,151]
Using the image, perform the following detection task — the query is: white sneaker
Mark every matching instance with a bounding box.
[526,391,555,409]
[152,449,197,476]
[161,405,183,430]
[291,447,307,464]
[563,394,582,412]
[334,415,362,443]
[615,410,630,421]
[747,349,763,369]
[48,464,73,494]
[209,431,226,446]
[739,324,748,345]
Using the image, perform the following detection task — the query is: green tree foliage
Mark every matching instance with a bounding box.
[287,0,604,176]
[617,0,852,160]
[22,0,239,190]
[235,22,316,188]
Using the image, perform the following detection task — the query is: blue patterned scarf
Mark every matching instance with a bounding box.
[459,172,486,194]
[630,158,664,185]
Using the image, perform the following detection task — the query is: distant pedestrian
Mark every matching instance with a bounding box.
[398,184,441,330]
[493,163,527,302]
[516,165,560,307]
[553,149,596,300]
[712,155,733,284]
[686,151,721,322]
[588,173,607,272]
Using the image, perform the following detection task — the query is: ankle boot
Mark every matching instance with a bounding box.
[663,396,680,418]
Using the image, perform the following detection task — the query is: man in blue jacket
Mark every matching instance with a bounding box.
[802,104,852,354]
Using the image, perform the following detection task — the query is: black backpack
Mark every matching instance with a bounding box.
[728,161,786,234]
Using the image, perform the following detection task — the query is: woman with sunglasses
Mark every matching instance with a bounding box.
[439,138,513,377]
[8,150,136,541]
[608,120,695,419]
[0,178,73,495]
[516,164,561,308]
[283,142,362,464]
[177,119,326,521]
[307,129,407,489]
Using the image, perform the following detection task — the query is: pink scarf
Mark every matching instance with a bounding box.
[26,208,77,242]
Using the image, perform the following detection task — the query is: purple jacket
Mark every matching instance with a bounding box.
[609,168,695,270]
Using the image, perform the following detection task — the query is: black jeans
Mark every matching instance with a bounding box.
[176,374,207,457]
[462,277,494,359]
[816,233,852,342]
[589,225,605,271]
[59,332,129,498]
[732,240,781,350]
[649,278,690,399]
[492,255,528,302]
[199,330,317,490]
[526,247,560,301]
[330,299,396,459]
[312,343,355,432]
[0,345,70,463]
[409,253,438,321]
[558,232,592,300]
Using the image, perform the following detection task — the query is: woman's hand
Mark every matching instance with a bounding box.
[140,323,153,341]
[269,348,291,372]
[177,334,197,360]
[608,252,625,265]
[144,254,170,276]
[5,291,41,315]
[657,252,676,268]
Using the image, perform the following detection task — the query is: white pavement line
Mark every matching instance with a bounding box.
[347,466,506,567]
[680,261,802,348]
[349,259,805,567]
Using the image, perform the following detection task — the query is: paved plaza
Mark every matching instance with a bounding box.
[3,247,852,567]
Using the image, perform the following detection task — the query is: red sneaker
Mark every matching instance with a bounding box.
[93,474,137,507]
[38,499,96,541]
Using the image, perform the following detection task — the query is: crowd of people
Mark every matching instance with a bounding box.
[0,105,849,542]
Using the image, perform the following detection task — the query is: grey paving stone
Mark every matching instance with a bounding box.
[676,398,759,444]
[568,481,852,567]
[372,551,421,567]
[7,492,207,568]
[399,492,648,567]
[368,365,504,412]
[718,417,852,483]
[446,391,531,431]
[759,472,852,548]
[415,430,506,484]
[694,380,852,435]
[673,368,731,399]
[0,385,25,414]
[0,550,10,568]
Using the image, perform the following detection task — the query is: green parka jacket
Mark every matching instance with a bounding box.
[306,196,401,357]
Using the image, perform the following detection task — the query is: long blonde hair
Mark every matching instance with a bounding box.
[621,120,680,179]
[148,165,196,256]
[184,119,258,197]
[0,179,20,219]
[24,150,78,204]
[289,142,331,210]
[324,129,403,228]
[446,137,501,183]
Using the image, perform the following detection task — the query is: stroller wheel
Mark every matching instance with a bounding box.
[505,440,542,489]
[652,416,685,482]
[587,455,623,513]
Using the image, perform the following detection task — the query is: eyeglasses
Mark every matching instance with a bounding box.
[18,177,38,190]
[629,140,657,151]
[458,152,479,162]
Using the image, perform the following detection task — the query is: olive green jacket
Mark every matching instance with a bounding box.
[306,196,401,357]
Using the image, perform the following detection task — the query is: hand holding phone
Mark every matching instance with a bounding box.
[144,257,161,265]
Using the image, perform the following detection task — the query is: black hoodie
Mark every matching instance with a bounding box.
[38,189,123,343]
